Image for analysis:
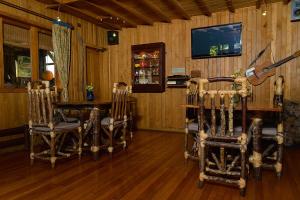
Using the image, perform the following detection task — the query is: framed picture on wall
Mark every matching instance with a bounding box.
[291,0,300,21]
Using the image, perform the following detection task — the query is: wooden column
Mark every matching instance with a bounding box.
[0,17,4,88]
[252,118,263,180]
[30,27,39,81]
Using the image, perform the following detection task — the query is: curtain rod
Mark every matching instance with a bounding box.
[0,0,74,29]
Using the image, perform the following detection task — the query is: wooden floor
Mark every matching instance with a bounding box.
[0,130,299,200]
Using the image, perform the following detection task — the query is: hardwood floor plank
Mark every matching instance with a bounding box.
[0,131,299,200]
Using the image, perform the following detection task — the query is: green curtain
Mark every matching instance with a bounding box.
[52,24,71,102]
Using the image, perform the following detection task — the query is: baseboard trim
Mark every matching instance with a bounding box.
[0,125,26,149]
[0,125,26,137]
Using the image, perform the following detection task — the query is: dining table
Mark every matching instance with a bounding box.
[54,98,136,160]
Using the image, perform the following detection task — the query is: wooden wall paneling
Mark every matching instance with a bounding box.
[0,93,27,129]
[266,3,276,106]
[165,22,174,129]
[0,0,108,130]
[158,23,167,129]
[86,47,101,100]
[279,3,287,103]
[0,17,3,88]
[30,27,39,81]
[296,18,300,101]
[107,2,300,130]
[250,10,259,104]
[1,1,300,131]
[285,3,292,100]
[291,15,297,99]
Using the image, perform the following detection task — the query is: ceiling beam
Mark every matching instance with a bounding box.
[61,0,83,4]
[53,4,121,30]
[110,0,153,25]
[138,0,171,23]
[256,0,262,9]
[84,1,137,28]
[45,3,60,8]
[165,0,190,20]
[225,0,235,13]
[194,0,211,16]
[283,0,291,4]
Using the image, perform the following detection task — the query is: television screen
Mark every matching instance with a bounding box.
[191,23,242,59]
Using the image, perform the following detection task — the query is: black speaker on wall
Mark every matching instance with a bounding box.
[107,31,119,45]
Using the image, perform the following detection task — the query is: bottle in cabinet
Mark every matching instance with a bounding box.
[131,42,165,93]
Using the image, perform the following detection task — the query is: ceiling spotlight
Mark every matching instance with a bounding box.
[262,0,268,16]
[56,16,61,22]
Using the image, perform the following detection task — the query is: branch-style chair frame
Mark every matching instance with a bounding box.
[197,77,249,196]
[184,79,200,160]
[27,81,82,168]
[100,82,132,153]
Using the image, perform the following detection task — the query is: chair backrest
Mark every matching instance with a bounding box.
[198,77,248,136]
[27,81,53,129]
[111,82,132,121]
[273,76,284,107]
[186,79,199,120]
[40,80,59,103]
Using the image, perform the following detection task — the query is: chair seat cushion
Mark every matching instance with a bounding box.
[101,117,124,126]
[32,122,80,132]
[262,127,277,136]
[65,117,79,123]
[187,124,244,136]
[188,122,198,132]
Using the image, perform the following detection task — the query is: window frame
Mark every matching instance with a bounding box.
[0,16,53,93]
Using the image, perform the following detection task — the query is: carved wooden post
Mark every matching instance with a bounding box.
[198,79,207,188]
[122,86,130,149]
[251,118,263,180]
[78,126,82,160]
[184,82,191,159]
[219,92,226,170]
[27,82,34,165]
[274,76,284,177]
[273,76,284,107]
[236,77,248,195]
[276,118,284,177]
[209,91,217,136]
[91,108,100,160]
[228,93,234,136]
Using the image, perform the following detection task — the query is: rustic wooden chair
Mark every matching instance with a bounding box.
[184,79,200,160]
[100,82,132,154]
[44,81,79,123]
[251,76,284,177]
[27,81,82,168]
[197,77,250,196]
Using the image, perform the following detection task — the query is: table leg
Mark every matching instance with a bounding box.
[251,118,263,180]
[90,108,100,160]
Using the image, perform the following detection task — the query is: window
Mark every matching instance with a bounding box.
[3,24,31,88]
[39,33,55,86]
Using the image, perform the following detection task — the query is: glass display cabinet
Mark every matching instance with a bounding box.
[131,42,165,93]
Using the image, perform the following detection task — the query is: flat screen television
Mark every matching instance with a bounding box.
[191,22,242,59]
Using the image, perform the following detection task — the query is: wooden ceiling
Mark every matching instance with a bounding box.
[36,0,288,30]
